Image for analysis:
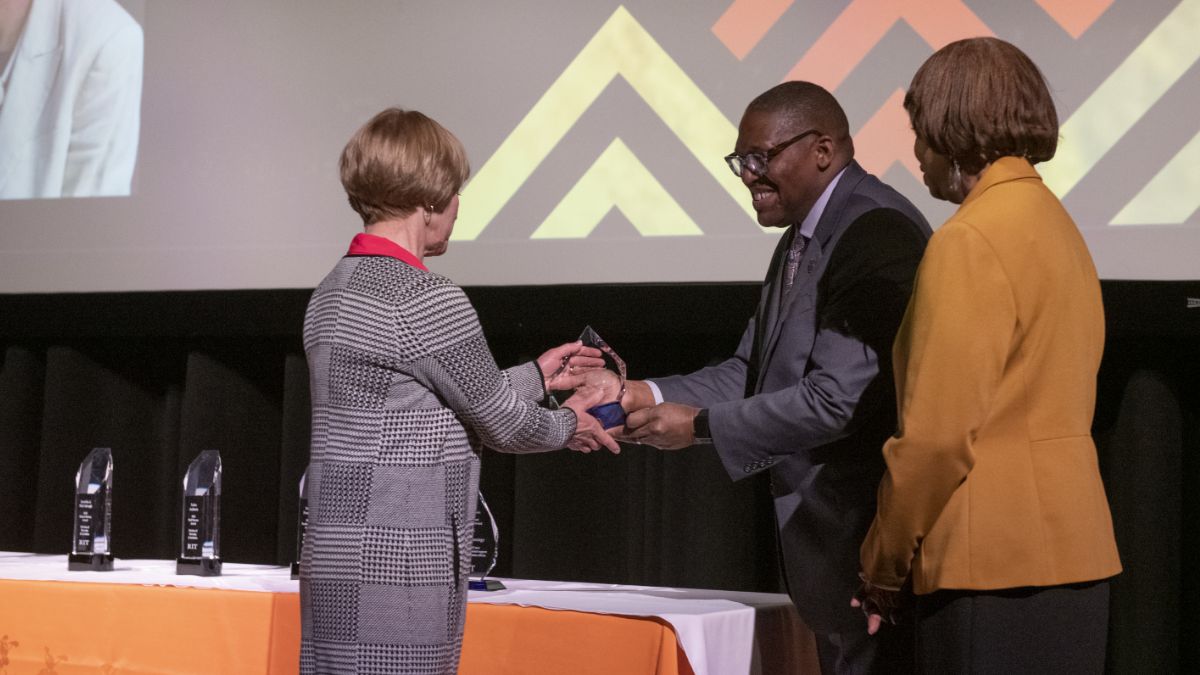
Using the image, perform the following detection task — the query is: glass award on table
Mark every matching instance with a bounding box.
[468,492,504,591]
[177,449,222,576]
[68,447,114,571]
[578,326,627,429]
[291,465,309,580]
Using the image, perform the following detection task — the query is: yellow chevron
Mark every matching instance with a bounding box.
[1041,0,1200,198]
[1111,127,1200,225]
[454,5,752,241]
[530,139,704,238]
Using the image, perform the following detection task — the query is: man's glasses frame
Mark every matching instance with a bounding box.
[724,129,822,177]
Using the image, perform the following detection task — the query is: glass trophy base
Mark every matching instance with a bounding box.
[469,577,505,591]
[176,557,222,576]
[587,401,626,429]
[68,553,114,571]
[290,562,300,580]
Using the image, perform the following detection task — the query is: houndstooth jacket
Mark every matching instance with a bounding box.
[299,240,575,675]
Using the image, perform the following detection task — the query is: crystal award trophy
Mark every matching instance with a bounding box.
[291,465,309,580]
[468,492,504,591]
[177,449,222,576]
[68,447,114,571]
[579,326,627,428]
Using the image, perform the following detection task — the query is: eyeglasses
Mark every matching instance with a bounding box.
[724,129,821,177]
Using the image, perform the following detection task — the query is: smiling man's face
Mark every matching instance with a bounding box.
[734,109,827,229]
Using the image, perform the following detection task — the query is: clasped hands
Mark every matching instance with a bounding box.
[536,341,620,455]
[851,574,904,635]
[536,343,703,452]
[573,373,701,451]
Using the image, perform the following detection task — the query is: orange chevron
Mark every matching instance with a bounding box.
[784,0,993,90]
[713,0,795,59]
[1035,0,1114,38]
[853,89,921,180]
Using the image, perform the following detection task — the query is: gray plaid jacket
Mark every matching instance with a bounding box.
[300,254,574,674]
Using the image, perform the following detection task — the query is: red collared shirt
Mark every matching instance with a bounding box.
[346,232,427,271]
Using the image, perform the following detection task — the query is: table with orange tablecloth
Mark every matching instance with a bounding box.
[0,552,817,674]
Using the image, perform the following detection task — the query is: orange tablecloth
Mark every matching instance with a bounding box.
[0,579,298,674]
[461,603,692,675]
[0,579,697,674]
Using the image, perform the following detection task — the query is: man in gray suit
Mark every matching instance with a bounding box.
[620,82,931,673]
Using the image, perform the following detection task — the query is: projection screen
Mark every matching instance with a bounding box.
[0,0,1196,293]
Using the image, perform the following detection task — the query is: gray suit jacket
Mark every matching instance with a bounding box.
[655,160,930,633]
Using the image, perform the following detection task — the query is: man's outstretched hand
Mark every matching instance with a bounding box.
[616,402,700,450]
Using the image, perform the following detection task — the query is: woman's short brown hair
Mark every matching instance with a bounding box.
[904,37,1058,175]
[339,108,470,225]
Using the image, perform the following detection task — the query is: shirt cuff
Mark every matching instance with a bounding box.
[645,380,664,405]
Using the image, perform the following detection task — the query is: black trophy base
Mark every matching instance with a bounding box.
[68,553,114,571]
[291,561,300,580]
[469,578,505,591]
[176,557,222,576]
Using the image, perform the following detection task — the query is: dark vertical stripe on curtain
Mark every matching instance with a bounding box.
[176,347,285,564]
[276,352,313,565]
[0,346,45,551]
[1096,369,1182,675]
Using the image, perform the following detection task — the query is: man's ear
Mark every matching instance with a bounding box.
[814,135,835,171]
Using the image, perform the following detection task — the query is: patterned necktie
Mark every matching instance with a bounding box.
[783,233,809,291]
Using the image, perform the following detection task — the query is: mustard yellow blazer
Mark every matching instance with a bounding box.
[860,157,1121,594]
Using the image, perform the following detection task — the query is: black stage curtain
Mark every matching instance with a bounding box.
[1,281,1197,672]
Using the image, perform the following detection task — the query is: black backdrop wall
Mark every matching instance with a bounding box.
[1,281,1197,673]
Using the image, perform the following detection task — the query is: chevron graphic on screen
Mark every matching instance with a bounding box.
[1041,0,1200,207]
[530,139,705,239]
[453,0,1198,245]
[455,5,751,241]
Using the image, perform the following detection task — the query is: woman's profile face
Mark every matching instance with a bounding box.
[424,193,460,257]
[913,135,956,203]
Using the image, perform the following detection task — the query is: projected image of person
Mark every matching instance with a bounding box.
[853,38,1121,673]
[0,0,142,199]
[300,108,618,675]
[615,82,932,673]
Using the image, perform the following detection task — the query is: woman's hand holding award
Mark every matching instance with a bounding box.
[574,326,626,429]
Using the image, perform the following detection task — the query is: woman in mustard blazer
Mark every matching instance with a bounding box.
[854,38,1121,672]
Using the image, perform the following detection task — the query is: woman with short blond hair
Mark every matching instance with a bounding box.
[300,108,616,674]
[339,108,469,227]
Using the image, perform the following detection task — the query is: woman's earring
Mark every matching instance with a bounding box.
[951,161,964,198]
